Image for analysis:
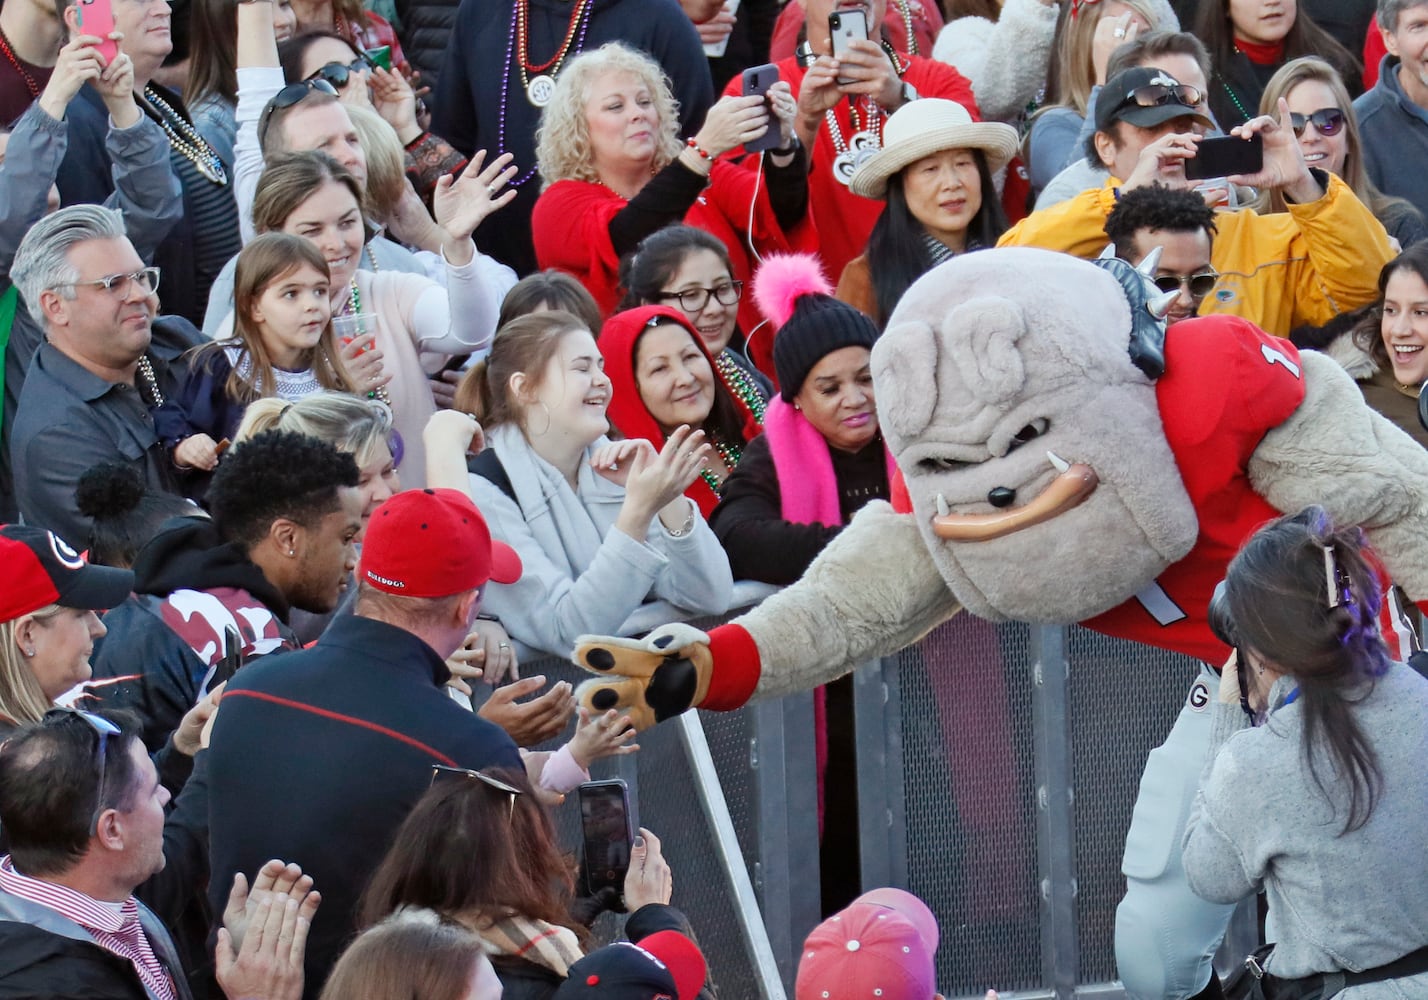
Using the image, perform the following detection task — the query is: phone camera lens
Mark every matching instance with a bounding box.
[830,13,841,27]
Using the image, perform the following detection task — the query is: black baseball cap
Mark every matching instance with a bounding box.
[553,933,706,1000]
[1096,66,1215,133]
[0,524,134,621]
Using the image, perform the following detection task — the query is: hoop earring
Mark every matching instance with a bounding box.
[527,400,552,438]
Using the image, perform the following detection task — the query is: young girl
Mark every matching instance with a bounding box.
[157,233,365,472]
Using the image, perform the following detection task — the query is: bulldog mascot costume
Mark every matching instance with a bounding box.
[571,247,1428,1000]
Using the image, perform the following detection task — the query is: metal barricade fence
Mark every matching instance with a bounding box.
[509,611,1232,1000]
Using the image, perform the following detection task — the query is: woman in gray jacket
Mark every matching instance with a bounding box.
[1183,506,1428,998]
[455,309,733,658]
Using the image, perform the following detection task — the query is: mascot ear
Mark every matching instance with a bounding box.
[940,296,1027,407]
[874,319,940,439]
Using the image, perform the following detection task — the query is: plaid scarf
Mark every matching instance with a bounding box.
[467,911,586,978]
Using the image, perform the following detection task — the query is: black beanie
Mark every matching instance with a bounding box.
[772,293,880,402]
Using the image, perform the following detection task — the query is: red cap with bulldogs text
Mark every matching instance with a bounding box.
[359,489,521,597]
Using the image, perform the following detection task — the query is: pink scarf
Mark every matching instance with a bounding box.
[762,396,896,526]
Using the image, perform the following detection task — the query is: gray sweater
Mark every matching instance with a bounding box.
[1183,662,1428,998]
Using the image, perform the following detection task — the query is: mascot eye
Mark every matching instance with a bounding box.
[1005,419,1050,454]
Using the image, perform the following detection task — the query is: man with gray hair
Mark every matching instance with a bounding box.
[1355,0,1428,221]
[9,204,200,544]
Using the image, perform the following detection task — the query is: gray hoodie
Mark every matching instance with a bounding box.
[1356,55,1428,224]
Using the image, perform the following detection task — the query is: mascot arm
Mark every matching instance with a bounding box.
[572,502,962,728]
[1248,350,1428,606]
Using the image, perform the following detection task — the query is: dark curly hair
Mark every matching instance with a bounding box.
[75,463,199,569]
[207,430,359,551]
[1103,184,1218,262]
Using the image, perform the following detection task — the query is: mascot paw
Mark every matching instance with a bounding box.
[572,625,713,731]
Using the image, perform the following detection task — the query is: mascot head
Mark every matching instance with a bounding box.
[874,247,1199,623]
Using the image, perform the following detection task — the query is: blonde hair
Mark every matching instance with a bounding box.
[535,42,684,188]
[1253,57,1421,227]
[455,311,590,432]
[236,391,395,470]
[347,105,407,225]
[0,606,64,727]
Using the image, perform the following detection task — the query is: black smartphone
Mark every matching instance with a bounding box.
[828,8,869,86]
[207,626,243,692]
[1184,134,1263,181]
[578,779,635,897]
[741,63,782,154]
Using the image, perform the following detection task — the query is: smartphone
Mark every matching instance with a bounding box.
[1184,134,1263,181]
[207,626,244,692]
[828,8,869,86]
[76,0,120,65]
[578,779,635,897]
[364,45,392,71]
[741,63,782,154]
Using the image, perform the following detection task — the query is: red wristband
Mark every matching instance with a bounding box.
[700,623,762,711]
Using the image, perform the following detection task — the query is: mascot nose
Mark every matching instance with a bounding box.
[987,486,1017,508]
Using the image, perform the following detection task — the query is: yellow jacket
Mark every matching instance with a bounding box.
[997,174,1394,335]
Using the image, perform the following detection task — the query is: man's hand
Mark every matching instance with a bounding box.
[678,0,725,23]
[216,861,320,1000]
[477,675,575,746]
[696,7,737,45]
[173,682,224,756]
[1120,131,1199,192]
[1228,97,1322,204]
[457,618,518,686]
[830,38,902,109]
[40,34,114,122]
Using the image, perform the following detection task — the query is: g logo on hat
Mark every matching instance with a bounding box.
[48,532,85,569]
[1188,679,1210,712]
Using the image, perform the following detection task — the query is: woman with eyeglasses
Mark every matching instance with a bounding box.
[1253,57,1425,249]
[600,305,764,516]
[359,768,692,999]
[531,42,812,331]
[619,225,774,397]
[1192,0,1359,131]
[1182,506,1428,996]
[839,98,1015,328]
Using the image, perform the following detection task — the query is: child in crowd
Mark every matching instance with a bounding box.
[156,233,366,473]
[796,888,948,1000]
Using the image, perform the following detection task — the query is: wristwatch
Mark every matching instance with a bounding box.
[899,80,919,105]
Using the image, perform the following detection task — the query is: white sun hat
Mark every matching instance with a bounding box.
[848,98,1020,200]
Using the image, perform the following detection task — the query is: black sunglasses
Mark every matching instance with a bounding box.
[258,78,340,145]
[1115,83,1203,114]
[1289,108,1345,138]
[1152,270,1218,298]
[430,764,523,819]
[305,57,371,89]
[44,708,121,834]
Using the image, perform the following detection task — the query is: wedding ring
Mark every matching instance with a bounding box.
[487,182,501,195]
[498,642,510,649]
[1113,26,1126,36]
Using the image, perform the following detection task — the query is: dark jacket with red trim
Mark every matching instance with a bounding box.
[204,613,522,1000]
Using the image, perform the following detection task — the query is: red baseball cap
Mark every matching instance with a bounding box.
[796,889,940,1000]
[359,489,521,597]
[0,524,133,622]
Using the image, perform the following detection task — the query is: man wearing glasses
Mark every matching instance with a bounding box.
[1001,65,1396,338]
[0,710,315,998]
[8,204,201,545]
[1104,185,1219,326]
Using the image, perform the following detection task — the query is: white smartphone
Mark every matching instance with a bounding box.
[828,8,870,86]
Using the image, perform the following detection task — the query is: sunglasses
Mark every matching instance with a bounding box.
[430,764,523,820]
[44,708,121,834]
[1115,83,1204,114]
[305,57,371,89]
[1289,108,1345,138]
[1152,270,1218,298]
[258,78,339,145]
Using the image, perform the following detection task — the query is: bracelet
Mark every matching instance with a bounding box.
[685,137,713,161]
[770,136,800,157]
[665,498,697,538]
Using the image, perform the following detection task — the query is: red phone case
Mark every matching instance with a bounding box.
[76,0,120,65]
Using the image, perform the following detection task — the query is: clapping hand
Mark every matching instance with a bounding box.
[217,860,320,1000]
[602,427,710,541]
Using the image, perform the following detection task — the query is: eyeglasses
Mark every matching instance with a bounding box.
[44,708,121,834]
[258,78,339,144]
[1289,108,1345,138]
[56,267,161,298]
[1114,83,1204,115]
[658,281,743,312]
[430,764,523,820]
[305,57,371,90]
[1152,270,1218,299]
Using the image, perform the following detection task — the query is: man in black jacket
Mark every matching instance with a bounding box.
[89,431,363,755]
[205,487,525,999]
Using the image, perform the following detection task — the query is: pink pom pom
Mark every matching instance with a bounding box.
[752,254,831,330]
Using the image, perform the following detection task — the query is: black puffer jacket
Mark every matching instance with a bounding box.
[395,0,457,92]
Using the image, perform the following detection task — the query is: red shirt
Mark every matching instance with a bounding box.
[532,159,815,334]
[720,56,978,280]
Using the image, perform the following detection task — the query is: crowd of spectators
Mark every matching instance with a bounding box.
[0,0,1425,996]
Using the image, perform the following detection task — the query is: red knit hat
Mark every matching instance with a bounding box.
[359,489,521,597]
[600,305,763,517]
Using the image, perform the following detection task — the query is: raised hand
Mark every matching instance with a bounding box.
[39,34,115,121]
[216,861,320,1000]
[477,675,576,746]
[692,93,778,159]
[1229,97,1321,204]
[433,149,519,263]
[369,65,420,143]
[568,706,639,768]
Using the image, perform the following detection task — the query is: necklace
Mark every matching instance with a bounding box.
[1215,71,1252,124]
[891,0,917,56]
[338,279,393,407]
[0,25,40,98]
[699,435,743,494]
[714,352,766,423]
[496,3,593,187]
[141,86,227,185]
[514,0,594,107]
[827,96,884,186]
[136,355,164,407]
